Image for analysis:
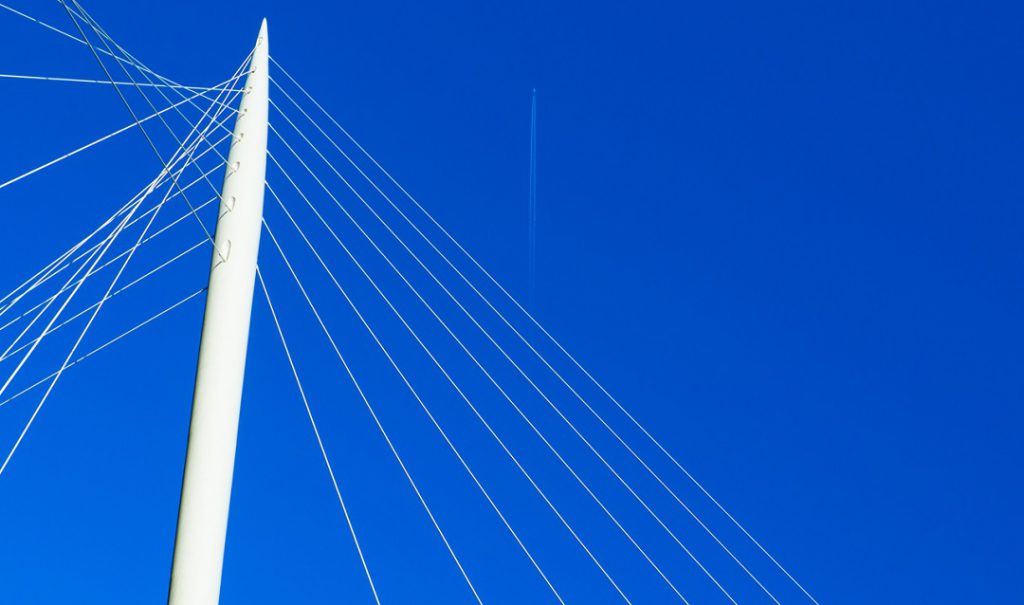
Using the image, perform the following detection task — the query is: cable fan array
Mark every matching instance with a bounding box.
[0,2,819,604]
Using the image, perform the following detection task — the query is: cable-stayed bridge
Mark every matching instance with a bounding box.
[0,3,820,604]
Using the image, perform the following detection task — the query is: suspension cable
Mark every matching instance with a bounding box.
[259,218,485,605]
[268,121,692,601]
[0,288,206,410]
[256,267,383,605]
[269,56,819,604]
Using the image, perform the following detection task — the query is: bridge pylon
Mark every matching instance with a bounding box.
[167,19,269,605]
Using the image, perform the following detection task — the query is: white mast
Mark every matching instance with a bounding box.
[167,20,269,605]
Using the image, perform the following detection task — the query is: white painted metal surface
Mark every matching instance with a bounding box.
[167,20,269,605]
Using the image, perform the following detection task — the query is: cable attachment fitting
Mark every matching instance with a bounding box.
[219,195,237,219]
[213,239,232,268]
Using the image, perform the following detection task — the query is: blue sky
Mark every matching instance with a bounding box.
[0,1,1021,603]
